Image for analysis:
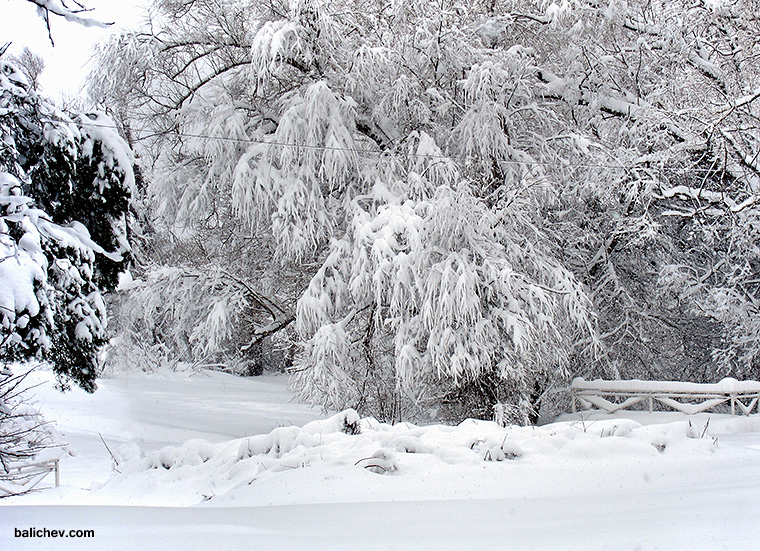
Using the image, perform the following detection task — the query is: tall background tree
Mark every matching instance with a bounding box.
[92,0,760,423]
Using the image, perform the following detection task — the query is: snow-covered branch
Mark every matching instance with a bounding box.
[25,0,111,45]
[537,69,695,143]
[658,185,757,214]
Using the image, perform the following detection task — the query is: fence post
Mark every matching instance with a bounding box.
[648,394,653,413]
[54,459,60,487]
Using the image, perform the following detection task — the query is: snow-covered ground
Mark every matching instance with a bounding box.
[2,366,760,550]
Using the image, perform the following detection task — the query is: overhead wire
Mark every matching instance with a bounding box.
[38,115,748,176]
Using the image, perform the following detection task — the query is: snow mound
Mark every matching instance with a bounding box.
[97,410,721,506]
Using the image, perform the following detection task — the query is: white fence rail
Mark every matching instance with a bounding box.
[571,377,760,416]
[0,459,60,496]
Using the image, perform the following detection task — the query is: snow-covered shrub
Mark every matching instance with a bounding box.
[0,367,64,494]
[99,410,725,506]
[355,449,398,474]
[483,441,523,462]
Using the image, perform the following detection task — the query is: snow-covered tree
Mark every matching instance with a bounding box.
[92,0,603,422]
[6,48,45,93]
[1,56,133,391]
[515,0,760,381]
[92,0,760,419]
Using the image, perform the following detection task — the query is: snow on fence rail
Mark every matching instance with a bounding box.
[0,459,60,497]
[570,378,760,416]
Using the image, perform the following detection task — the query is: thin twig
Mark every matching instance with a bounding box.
[98,433,121,473]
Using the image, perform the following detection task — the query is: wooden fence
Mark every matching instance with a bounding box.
[0,459,60,496]
[570,377,760,416]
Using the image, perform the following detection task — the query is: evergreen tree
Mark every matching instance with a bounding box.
[0,56,133,391]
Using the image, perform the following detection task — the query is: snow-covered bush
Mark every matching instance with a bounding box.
[0,367,64,494]
[110,262,297,375]
[101,408,721,506]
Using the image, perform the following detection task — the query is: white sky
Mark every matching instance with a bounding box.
[1,0,147,100]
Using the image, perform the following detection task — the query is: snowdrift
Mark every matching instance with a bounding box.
[96,409,725,506]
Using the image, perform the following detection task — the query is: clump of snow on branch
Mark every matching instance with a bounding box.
[29,0,112,28]
[77,112,136,197]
